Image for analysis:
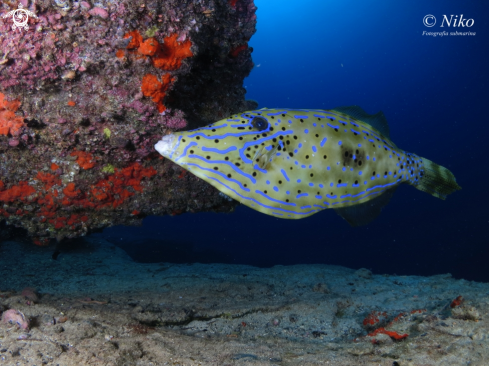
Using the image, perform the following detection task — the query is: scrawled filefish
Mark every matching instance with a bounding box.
[155,106,461,225]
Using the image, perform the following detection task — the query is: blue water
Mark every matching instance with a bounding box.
[103,1,489,281]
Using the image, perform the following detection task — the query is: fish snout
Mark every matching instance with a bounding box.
[155,134,177,158]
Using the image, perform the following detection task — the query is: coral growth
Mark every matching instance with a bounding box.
[362,311,387,327]
[152,33,193,70]
[124,29,192,112]
[229,44,248,58]
[0,0,256,242]
[451,295,464,308]
[0,181,35,202]
[141,74,174,113]
[139,38,160,57]
[367,327,408,341]
[125,31,193,70]
[0,93,23,136]
[71,150,96,170]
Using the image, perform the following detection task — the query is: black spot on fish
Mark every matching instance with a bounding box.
[341,146,365,167]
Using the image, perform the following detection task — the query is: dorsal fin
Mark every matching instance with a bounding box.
[334,187,397,226]
[332,105,390,138]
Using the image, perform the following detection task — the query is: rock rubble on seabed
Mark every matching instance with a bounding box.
[1,238,489,365]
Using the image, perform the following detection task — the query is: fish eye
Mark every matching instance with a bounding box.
[251,117,269,131]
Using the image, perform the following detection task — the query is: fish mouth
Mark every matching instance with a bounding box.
[154,134,178,159]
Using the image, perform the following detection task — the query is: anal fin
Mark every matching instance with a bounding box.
[334,188,397,226]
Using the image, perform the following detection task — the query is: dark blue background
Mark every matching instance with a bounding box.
[100,1,489,281]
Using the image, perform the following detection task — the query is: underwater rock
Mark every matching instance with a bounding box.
[1,237,489,365]
[1,309,29,330]
[0,0,256,242]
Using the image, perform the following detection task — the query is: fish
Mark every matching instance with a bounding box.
[155,106,461,226]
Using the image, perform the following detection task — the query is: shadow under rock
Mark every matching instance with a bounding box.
[103,236,234,264]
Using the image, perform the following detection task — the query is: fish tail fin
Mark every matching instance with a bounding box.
[414,158,461,200]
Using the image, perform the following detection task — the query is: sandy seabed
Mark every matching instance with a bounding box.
[1,237,488,366]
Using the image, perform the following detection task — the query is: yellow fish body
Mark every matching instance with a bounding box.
[155,106,460,225]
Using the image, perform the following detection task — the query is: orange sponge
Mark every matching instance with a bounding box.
[138,37,159,56]
[141,73,174,113]
[152,34,193,70]
[0,92,24,136]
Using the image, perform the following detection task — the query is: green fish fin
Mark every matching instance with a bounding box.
[332,105,390,138]
[334,187,397,226]
[414,157,461,200]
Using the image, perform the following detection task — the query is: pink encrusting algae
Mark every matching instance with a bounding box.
[1,309,30,330]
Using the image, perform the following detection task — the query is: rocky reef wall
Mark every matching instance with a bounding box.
[0,0,257,243]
